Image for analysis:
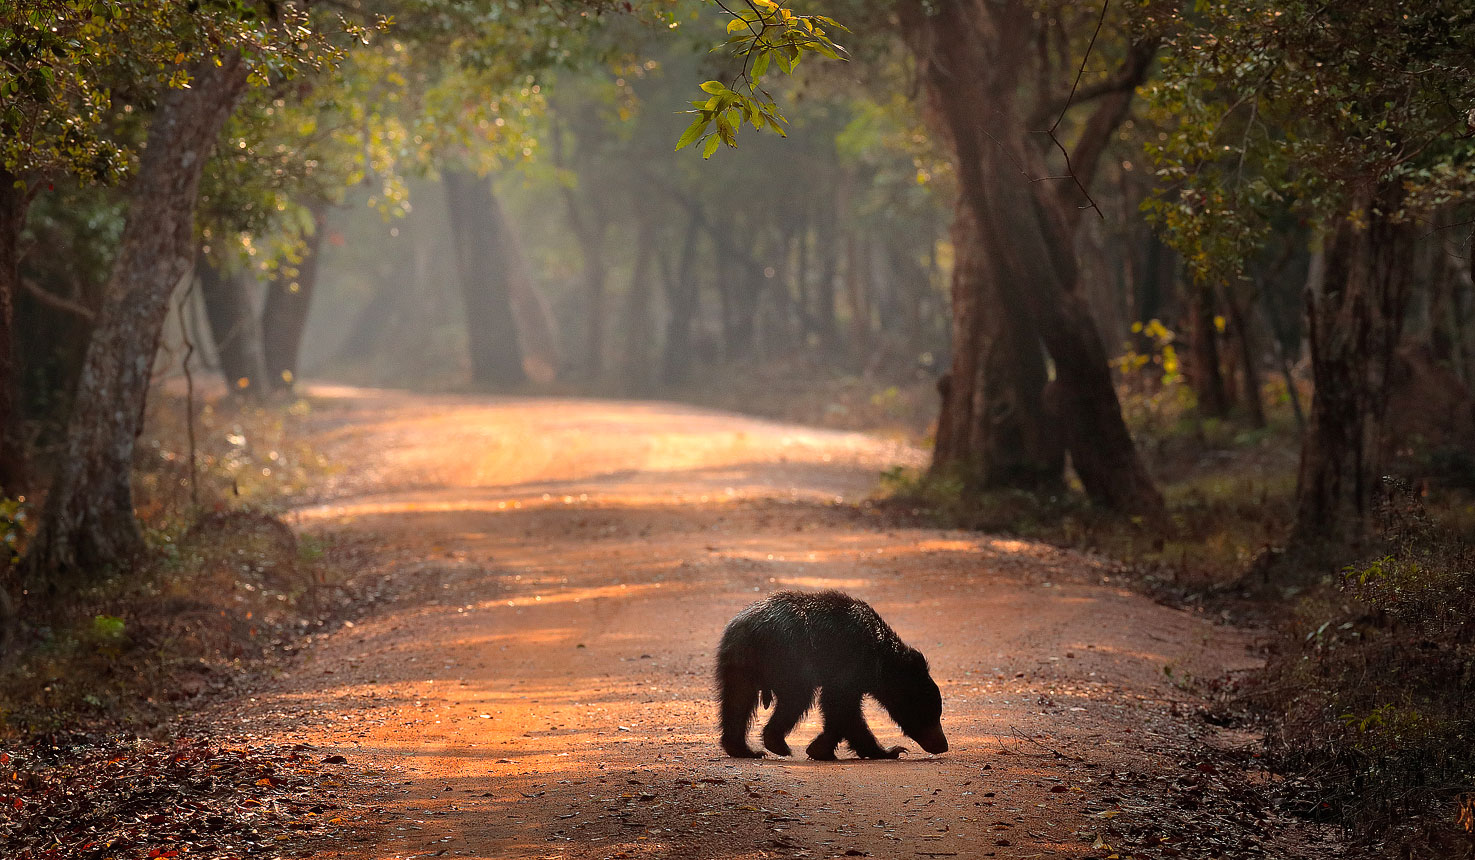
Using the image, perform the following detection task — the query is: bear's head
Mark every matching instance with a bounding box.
[880,648,948,754]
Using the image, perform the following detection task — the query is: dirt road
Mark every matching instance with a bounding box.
[228,386,1261,860]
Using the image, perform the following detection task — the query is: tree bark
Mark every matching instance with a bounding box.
[21,53,250,582]
[902,0,1162,513]
[0,172,27,496]
[261,202,328,392]
[1291,204,1414,549]
[930,199,1062,491]
[197,249,268,398]
[443,169,527,387]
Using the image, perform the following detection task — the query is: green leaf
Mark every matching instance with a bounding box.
[701,134,721,159]
[675,114,708,151]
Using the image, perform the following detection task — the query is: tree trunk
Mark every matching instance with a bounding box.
[1187,284,1231,418]
[661,219,701,385]
[560,189,607,382]
[197,249,268,398]
[0,172,26,496]
[335,220,419,366]
[620,216,657,395]
[261,202,328,392]
[1291,204,1414,549]
[930,199,1062,491]
[844,233,870,368]
[1227,292,1266,428]
[903,0,1162,513]
[443,169,527,387]
[815,197,841,354]
[21,53,250,582]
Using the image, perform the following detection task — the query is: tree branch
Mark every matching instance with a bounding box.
[20,277,95,320]
[1049,35,1160,225]
[1028,36,1159,131]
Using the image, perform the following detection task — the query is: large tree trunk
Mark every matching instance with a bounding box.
[261,202,328,392]
[21,53,250,582]
[0,172,26,496]
[443,169,527,387]
[197,249,268,398]
[1291,204,1414,549]
[931,199,1062,491]
[902,0,1162,514]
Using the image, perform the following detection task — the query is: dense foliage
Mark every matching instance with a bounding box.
[1145,0,1475,283]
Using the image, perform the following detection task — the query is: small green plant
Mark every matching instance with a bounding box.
[90,614,126,642]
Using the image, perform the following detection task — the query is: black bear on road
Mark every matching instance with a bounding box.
[716,590,948,760]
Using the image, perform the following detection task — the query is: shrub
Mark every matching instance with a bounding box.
[1258,481,1475,854]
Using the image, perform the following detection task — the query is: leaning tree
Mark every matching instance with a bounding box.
[15,1,373,584]
[892,0,1165,513]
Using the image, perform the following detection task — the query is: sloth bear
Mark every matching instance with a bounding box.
[716,589,948,760]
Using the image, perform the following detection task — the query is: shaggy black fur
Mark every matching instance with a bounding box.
[716,590,948,760]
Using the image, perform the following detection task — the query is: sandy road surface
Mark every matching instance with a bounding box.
[221,386,1260,860]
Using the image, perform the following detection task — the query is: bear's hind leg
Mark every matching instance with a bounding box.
[761,684,813,756]
[718,666,764,758]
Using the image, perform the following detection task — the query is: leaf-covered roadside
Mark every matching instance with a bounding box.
[0,738,373,860]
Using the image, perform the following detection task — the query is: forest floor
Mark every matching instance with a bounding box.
[189,385,1334,860]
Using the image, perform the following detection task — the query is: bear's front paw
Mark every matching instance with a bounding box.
[762,735,793,757]
[880,745,908,759]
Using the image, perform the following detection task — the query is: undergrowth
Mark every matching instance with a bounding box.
[0,391,350,736]
[1254,485,1475,857]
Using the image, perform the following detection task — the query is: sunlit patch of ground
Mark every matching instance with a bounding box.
[197,388,1280,859]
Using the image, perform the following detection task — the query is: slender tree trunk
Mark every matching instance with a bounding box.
[1227,293,1266,427]
[21,53,250,582]
[1291,204,1414,549]
[197,249,268,398]
[661,219,701,385]
[261,202,328,392]
[815,180,843,354]
[560,190,607,381]
[1187,284,1230,418]
[443,169,527,387]
[621,216,657,395]
[901,0,1161,513]
[844,233,870,368]
[793,217,814,340]
[0,172,26,496]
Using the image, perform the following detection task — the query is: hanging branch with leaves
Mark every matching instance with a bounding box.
[678,0,849,158]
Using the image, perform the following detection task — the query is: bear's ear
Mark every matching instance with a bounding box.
[906,648,929,672]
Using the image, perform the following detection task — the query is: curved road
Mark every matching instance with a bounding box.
[227,386,1259,859]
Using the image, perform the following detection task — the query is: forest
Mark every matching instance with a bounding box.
[2,1,1474,858]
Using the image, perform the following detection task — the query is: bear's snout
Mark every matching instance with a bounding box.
[913,724,949,754]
